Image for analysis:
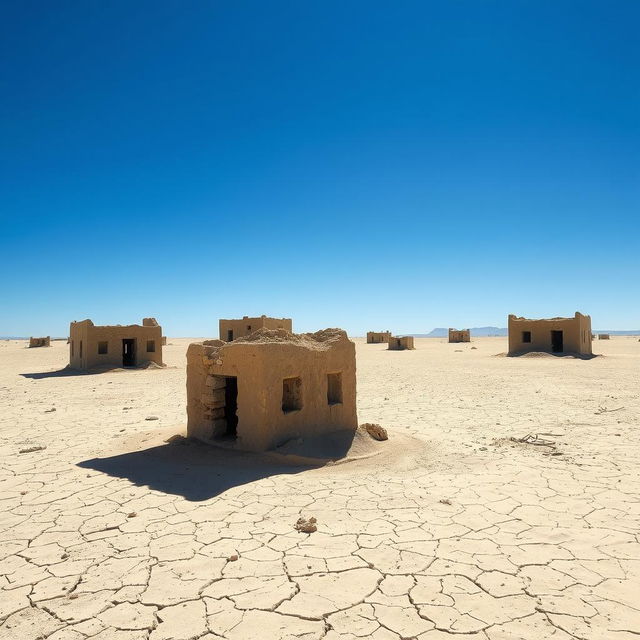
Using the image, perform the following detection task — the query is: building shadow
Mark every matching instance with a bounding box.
[20,368,91,379]
[77,440,312,502]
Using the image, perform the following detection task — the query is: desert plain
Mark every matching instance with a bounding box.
[0,336,639,640]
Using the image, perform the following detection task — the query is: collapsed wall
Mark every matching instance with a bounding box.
[29,337,50,348]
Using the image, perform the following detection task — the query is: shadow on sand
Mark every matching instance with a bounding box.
[77,439,314,502]
[20,368,92,379]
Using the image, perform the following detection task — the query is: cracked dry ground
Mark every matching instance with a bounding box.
[1,337,639,640]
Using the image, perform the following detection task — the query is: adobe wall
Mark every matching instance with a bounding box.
[219,315,293,342]
[388,336,415,350]
[508,312,592,356]
[448,329,470,343]
[367,331,391,344]
[598,334,610,340]
[69,318,163,370]
[187,328,357,452]
[29,337,50,348]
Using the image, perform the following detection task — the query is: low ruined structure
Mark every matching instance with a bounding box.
[162,336,167,345]
[388,336,415,350]
[508,312,592,356]
[367,331,391,344]
[219,315,292,342]
[69,317,163,370]
[598,334,610,340]
[448,329,470,343]
[29,337,50,348]
[187,328,357,452]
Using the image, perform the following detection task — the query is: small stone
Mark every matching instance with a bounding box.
[295,516,318,533]
[145,416,159,421]
[439,499,452,505]
[361,423,388,441]
[127,512,137,518]
[228,554,239,562]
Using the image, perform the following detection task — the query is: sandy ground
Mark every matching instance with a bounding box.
[1,336,639,640]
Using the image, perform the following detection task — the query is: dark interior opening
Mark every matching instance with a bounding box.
[223,376,238,438]
[227,329,234,341]
[551,330,563,353]
[122,338,136,366]
[522,331,531,343]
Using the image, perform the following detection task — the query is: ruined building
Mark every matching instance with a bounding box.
[508,312,592,356]
[388,336,415,350]
[448,329,470,343]
[219,315,292,342]
[69,318,163,370]
[187,328,357,452]
[29,337,50,348]
[367,331,391,344]
[598,334,610,340]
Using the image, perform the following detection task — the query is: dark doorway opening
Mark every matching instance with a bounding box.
[122,339,136,366]
[227,329,234,341]
[551,331,563,353]
[223,376,238,438]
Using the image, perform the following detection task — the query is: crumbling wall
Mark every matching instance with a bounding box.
[388,336,415,350]
[219,315,293,342]
[29,337,50,348]
[508,312,592,356]
[69,318,164,370]
[367,331,391,344]
[598,334,610,340]
[448,329,470,343]
[187,328,357,452]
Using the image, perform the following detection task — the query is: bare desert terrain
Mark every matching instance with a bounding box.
[1,336,638,640]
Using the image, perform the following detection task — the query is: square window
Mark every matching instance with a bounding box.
[247,325,251,331]
[522,331,531,343]
[327,372,343,405]
[146,340,156,353]
[98,341,108,355]
[282,377,302,413]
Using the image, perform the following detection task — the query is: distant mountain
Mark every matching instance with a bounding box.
[593,330,640,336]
[412,327,640,338]
[417,327,508,338]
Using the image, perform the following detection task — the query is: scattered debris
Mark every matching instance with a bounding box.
[61,553,69,560]
[595,406,624,414]
[471,346,477,350]
[145,416,159,421]
[361,423,388,441]
[228,554,239,562]
[511,433,556,447]
[127,512,137,518]
[68,593,78,600]
[44,408,56,413]
[19,445,46,454]
[439,499,452,505]
[295,516,317,533]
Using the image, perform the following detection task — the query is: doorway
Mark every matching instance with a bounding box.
[551,330,563,353]
[122,339,136,366]
[223,376,238,438]
[227,329,234,341]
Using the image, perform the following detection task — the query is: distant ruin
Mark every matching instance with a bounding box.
[219,315,292,342]
[367,331,391,344]
[162,336,167,346]
[508,312,592,356]
[388,336,415,350]
[598,334,610,340]
[29,337,50,348]
[69,317,163,370]
[187,328,357,452]
[448,329,470,343]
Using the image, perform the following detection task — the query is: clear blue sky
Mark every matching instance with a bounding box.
[1,1,638,337]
